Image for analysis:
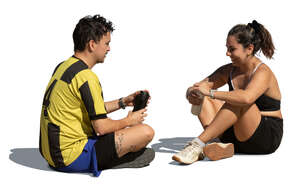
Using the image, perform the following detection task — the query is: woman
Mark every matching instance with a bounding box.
[172,20,283,164]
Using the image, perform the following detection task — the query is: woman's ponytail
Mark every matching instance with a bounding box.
[228,20,275,59]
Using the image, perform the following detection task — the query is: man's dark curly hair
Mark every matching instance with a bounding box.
[73,15,114,52]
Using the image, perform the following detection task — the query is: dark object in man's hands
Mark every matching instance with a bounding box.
[133,91,150,112]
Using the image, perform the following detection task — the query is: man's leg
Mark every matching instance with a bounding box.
[114,124,154,158]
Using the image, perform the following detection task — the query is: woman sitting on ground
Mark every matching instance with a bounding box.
[172,20,283,164]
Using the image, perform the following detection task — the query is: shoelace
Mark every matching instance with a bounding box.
[182,141,201,153]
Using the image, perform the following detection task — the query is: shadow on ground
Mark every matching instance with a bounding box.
[151,137,194,154]
[151,137,202,165]
[151,137,258,165]
[9,148,52,171]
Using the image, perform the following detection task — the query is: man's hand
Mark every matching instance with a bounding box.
[123,90,151,107]
[126,108,148,125]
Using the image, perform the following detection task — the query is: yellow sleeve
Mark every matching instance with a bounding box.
[76,70,107,120]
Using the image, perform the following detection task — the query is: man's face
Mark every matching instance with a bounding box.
[94,32,111,63]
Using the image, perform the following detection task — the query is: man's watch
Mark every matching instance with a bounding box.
[118,98,126,109]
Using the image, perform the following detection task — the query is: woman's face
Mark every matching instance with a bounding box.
[226,35,252,66]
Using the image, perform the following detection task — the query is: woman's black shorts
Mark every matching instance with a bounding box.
[220,116,283,154]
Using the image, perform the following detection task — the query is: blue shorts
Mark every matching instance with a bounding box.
[53,138,101,177]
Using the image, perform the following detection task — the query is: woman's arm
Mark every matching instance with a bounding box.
[197,65,271,106]
[187,64,231,104]
[196,63,232,89]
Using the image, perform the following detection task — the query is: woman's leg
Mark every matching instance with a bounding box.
[198,102,261,143]
[197,96,225,129]
[114,124,155,158]
[199,103,261,160]
[173,101,262,164]
[172,98,226,164]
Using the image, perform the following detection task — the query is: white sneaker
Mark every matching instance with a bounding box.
[172,141,204,164]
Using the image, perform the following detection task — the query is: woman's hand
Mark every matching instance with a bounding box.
[186,82,211,105]
[123,90,151,107]
[192,82,210,97]
[187,94,202,105]
[186,87,202,105]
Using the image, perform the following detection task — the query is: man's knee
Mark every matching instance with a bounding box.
[140,124,155,142]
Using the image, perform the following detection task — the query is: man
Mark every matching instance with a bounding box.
[39,15,155,177]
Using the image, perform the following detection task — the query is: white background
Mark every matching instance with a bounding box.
[1,0,299,188]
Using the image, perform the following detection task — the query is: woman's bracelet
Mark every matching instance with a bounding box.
[209,89,217,99]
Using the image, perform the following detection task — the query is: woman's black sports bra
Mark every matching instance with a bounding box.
[227,63,281,111]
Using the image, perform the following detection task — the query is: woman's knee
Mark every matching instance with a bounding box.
[198,97,223,126]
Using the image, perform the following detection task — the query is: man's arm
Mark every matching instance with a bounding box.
[104,99,122,113]
[91,108,147,135]
[104,91,146,113]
